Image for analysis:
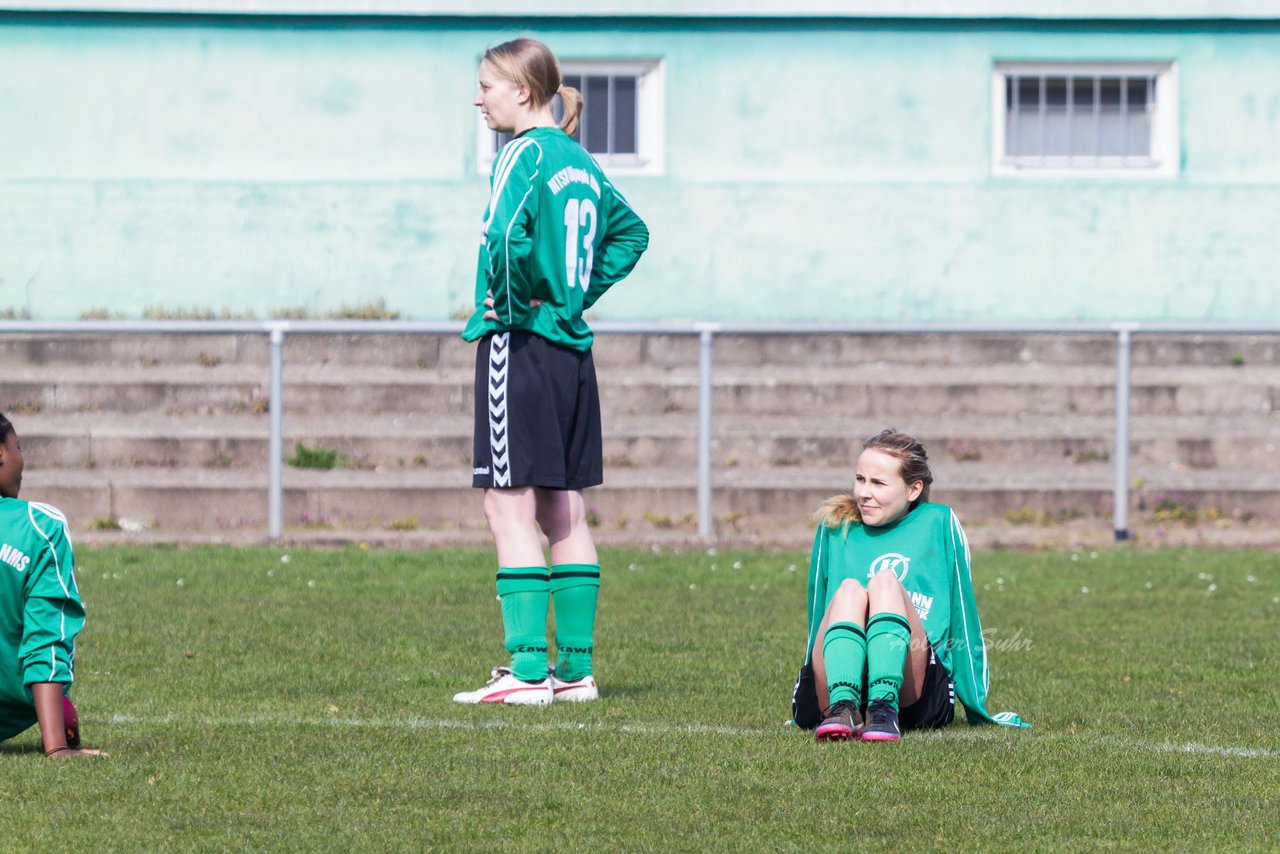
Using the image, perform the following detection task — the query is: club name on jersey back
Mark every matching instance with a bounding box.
[547,165,600,198]
[0,542,31,572]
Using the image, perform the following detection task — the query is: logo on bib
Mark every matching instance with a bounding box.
[867,553,910,583]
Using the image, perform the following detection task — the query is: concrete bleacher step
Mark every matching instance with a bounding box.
[9,362,1280,419]
[4,331,1279,542]
[21,459,1280,545]
[15,411,1280,472]
[5,329,1277,364]
[4,329,1277,371]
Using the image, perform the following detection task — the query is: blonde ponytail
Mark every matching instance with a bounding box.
[815,494,861,530]
[558,84,583,136]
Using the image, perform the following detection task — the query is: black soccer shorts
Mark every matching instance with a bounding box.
[899,644,956,731]
[471,330,603,490]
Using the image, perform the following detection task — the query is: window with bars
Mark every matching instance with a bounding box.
[993,63,1177,175]
[480,60,663,174]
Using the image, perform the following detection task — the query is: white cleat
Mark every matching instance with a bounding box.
[453,666,553,706]
[551,673,599,703]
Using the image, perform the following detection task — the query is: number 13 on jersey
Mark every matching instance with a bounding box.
[563,197,597,291]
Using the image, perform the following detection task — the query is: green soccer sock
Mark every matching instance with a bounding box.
[496,567,551,682]
[550,563,600,682]
[821,622,866,708]
[866,612,912,711]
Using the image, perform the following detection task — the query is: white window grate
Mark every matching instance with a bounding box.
[993,63,1178,176]
[495,73,638,156]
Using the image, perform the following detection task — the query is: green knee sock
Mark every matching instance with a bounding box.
[866,613,912,711]
[550,563,600,682]
[821,622,866,708]
[496,567,550,682]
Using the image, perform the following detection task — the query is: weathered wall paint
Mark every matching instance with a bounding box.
[2,15,1278,321]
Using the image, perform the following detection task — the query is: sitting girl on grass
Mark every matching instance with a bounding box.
[793,429,1028,741]
[0,412,102,758]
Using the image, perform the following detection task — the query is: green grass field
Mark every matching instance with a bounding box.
[1,545,1277,850]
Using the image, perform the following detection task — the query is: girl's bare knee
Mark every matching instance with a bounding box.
[536,510,568,541]
[867,568,901,596]
[536,492,588,544]
[482,492,502,529]
[831,578,868,609]
[484,490,534,533]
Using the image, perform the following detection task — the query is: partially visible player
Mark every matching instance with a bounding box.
[793,429,1028,741]
[453,38,649,705]
[0,413,103,758]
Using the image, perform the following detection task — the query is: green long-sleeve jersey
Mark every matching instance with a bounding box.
[0,498,84,741]
[462,126,649,352]
[803,502,1028,728]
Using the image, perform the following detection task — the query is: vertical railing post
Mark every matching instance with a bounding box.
[268,323,286,541]
[1113,323,1136,541]
[696,324,716,539]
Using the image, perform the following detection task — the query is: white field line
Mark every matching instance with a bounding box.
[917,727,1280,760]
[105,712,1280,760]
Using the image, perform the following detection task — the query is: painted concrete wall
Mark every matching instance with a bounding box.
[2,15,1279,321]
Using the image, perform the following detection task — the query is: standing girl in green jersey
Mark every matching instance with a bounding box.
[0,413,103,758]
[793,429,1028,741]
[454,38,649,705]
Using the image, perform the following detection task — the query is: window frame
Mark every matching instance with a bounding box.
[991,61,1179,178]
[476,58,665,176]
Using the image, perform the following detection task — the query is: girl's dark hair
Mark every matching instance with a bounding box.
[483,37,584,136]
[817,429,934,528]
[0,413,12,444]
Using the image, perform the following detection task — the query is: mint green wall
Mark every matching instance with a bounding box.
[2,16,1279,321]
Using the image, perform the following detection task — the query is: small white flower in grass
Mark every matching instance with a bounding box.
[102,573,109,580]
[1246,575,1257,583]
[307,580,316,588]
[710,564,717,571]
[1197,572,1213,581]
[627,563,639,571]
[176,578,185,588]
[1145,581,1153,589]
[688,583,697,590]
[749,584,758,591]
[1071,554,1080,562]
[787,564,797,573]
[267,569,274,577]
[1089,552,1099,559]
[706,548,718,556]
[732,561,742,570]
[1206,584,1217,593]
[1080,586,1090,594]
[280,554,291,564]
[996,577,1004,585]
[1273,597,1279,605]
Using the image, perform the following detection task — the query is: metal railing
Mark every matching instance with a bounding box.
[4,318,1279,541]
